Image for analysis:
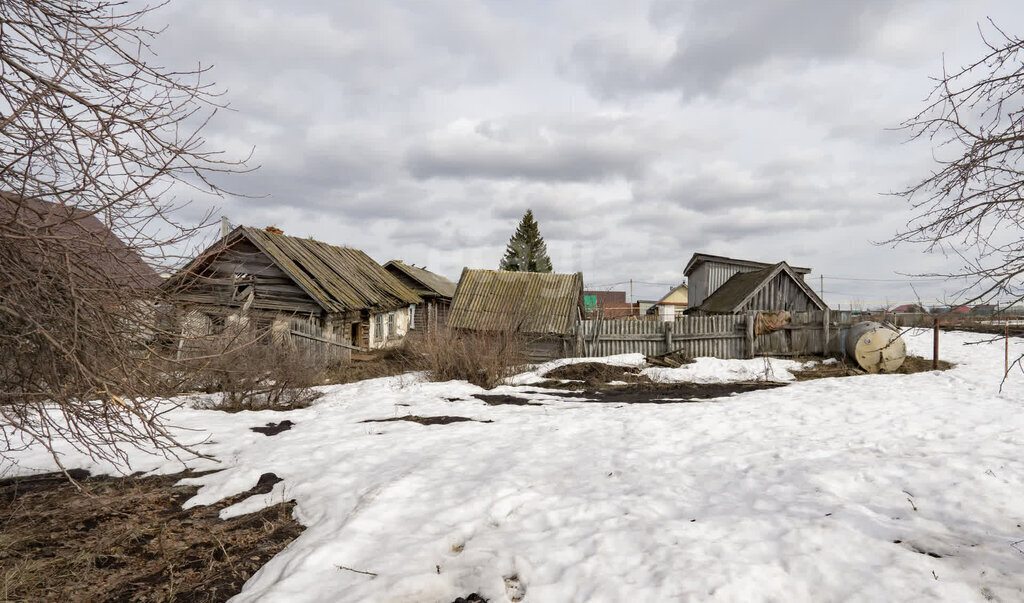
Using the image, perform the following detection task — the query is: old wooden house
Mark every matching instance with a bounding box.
[684,253,812,309]
[447,269,584,361]
[686,260,827,315]
[165,226,421,351]
[383,261,457,333]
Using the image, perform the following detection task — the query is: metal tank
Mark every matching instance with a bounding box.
[843,321,906,373]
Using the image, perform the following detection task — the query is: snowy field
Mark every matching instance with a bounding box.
[5,329,1024,602]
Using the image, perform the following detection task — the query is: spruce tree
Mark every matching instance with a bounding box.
[499,209,553,272]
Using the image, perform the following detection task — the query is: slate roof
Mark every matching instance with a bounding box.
[447,269,584,335]
[384,261,457,299]
[169,226,421,313]
[695,262,826,313]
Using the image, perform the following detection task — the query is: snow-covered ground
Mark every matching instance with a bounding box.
[5,329,1024,602]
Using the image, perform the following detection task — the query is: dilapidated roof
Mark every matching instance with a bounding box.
[448,269,584,335]
[384,261,457,299]
[169,226,421,313]
[695,262,826,314]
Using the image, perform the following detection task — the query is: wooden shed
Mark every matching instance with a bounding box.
[165,226,421,352]
[688,262,827,315]
[447,269,584,361]
[685,253,812,309]
[383,261,457,333]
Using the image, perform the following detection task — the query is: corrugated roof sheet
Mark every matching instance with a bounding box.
[696,262,825,313]
[384,261,457,298]
[448,269,583,335]
[169,226,421,313]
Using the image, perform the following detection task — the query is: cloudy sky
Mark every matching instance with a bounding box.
[146,0,1022,308]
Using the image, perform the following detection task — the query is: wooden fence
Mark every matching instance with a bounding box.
[576,310,845,359]
[287,319,356,365]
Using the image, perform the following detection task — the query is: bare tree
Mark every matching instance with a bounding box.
[892,20,1024,308]
[0,1,247,475]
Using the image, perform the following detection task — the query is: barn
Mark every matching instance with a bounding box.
[165,226,421,352]
[687,261,827,315]
[447,269,584,361]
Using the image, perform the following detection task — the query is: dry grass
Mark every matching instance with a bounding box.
[0,470,302,602]
[401,328,526,389]
[181,327,328,412]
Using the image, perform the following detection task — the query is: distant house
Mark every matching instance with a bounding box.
[583,290,638,319]
[685,253,812,310]
[892,304,925,313]
[687,261,827,315]
[971,304,998,315]
[383,261,457,333]
[448,269,584,361]
[165,226,421,350]
[647,283,688,321]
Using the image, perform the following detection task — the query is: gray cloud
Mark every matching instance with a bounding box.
[571,0,920,99]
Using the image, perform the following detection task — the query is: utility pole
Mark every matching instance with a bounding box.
[221,216,229,237]
[820,275,824,301]
[629,279,633,303]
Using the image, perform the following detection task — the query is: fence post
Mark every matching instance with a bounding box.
[663,321,673,355]
[746,312,755,359]
[822,308,830,354]
[932,319,939,370]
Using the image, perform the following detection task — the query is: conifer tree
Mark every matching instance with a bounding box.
[499,209,553,272]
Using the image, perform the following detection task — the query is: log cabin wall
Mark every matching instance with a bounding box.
[171,239,323,316]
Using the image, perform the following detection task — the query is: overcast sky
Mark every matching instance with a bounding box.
[147,0,1023,308]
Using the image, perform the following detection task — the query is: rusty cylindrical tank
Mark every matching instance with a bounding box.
[843,321,906,373]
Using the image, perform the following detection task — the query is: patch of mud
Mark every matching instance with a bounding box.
[0,469,303,602]
[251,420,294,436]
[362,415,492,425]
[472,394,543,406]
[791,355,954,380]
[541,362,649,387]
[581,381,787,404]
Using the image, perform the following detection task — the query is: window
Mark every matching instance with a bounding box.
[409,304,416,329]
[387,312,396,337]
[374,313,384,341]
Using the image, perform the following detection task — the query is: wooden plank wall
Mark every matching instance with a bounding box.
[576,310,841,359]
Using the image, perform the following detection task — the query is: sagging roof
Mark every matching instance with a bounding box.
[384,260,457,299]
[0,193,161,288]
[169,226,421,313]
[695,262,826,314]
[447,269,584,335]
[684,252,811,277]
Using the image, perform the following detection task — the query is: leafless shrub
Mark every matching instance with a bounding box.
[181,326,326,412]
[402,327,526,389]
[0,1,248,474]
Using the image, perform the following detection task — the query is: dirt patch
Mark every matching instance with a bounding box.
[0,469,303,602]
[541,362,649,387]
[580,381,787,404]
[896,355,954,374]
[791,355,954,380]
[472,394,543,406]
[362,415,492,426]
[250,420,295,436]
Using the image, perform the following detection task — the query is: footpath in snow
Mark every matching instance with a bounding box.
[5,329,1024,602]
